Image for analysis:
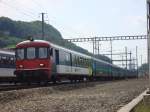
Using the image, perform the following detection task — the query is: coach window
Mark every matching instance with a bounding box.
[72,55,76,66]
[39,47,48,59]
[80,57,83,67]
[10,57,14,64]
[76,56,78,66]
[27,47,35,59]
[16,49,24,60]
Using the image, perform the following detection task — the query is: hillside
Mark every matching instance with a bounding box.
[0,17,62,41]
[0,17,111,62]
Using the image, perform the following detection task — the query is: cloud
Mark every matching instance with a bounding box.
[128,15,147,34]
[126,15,146,27]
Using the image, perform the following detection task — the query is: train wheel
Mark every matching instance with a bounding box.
[70,79,73,83]
[51,75,57,84]
[74,79,77,83]
[14,81,18,85]
[52,78,56,84]
[44,81,49,86]
[27,81,31,85]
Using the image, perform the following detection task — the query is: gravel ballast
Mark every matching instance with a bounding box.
[0,78,148,112]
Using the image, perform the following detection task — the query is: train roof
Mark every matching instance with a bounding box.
[50,42,92,59]
[17,40,49,45]
[17,39,91,58]
[16,40,50,48]
[92,57,119,68]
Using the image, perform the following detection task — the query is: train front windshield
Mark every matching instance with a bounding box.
[39,48,48,59]
[16,47,48,60]
[27,47,36,59]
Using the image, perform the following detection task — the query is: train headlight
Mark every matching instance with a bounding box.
[19,65,23,68]
[39,63,44,67]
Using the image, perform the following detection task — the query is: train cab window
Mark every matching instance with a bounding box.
[27,47,35,59]
[16,49,24,60]
[39,47,48,59]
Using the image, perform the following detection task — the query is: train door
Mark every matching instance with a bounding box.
[51,49,59,81]
[70,53,72,73]
[50,48,56,75]
[70,53,72,66]
[92,60,96,76]
[51,49,59,76]
[55,50,59,65]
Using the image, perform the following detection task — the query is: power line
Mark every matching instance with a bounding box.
[45,14,50,24]
[31,0,84,36]
[13,0,39,17]
[0,0,37,20]
[32,0,45,12]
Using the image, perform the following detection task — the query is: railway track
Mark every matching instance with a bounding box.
[0,83,49,91]
[0,79,111,92]
[0,80,83,91]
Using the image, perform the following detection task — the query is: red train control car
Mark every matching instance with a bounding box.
[14,39,53,82]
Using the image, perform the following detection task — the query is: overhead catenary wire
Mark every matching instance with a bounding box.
[0,0,38,20]
[31,0,75,36]
[12,0,40,17]
[32,0,89,38]
[32,0,45,11]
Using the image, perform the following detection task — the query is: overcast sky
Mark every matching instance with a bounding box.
[0,0,147,67]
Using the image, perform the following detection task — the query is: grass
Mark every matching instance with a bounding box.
[0,36,24,48]
[5,44,16,48]
[131,101,150,112]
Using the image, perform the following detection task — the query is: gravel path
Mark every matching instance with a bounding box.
[0,78,148,112]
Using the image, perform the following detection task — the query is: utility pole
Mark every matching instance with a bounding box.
[110,40,113,64]
[93,38,95,55]
[40,12,46,40]
[141,55,143,76]
[125,47,127,69]
[98,41,100,55]
[129,51,132,70]
[93,37,101,55]
[136,46,138,77]
[141,55,143,66]
[125,47,128,78]
[122,55,124,68]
